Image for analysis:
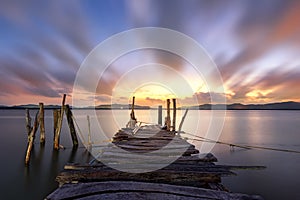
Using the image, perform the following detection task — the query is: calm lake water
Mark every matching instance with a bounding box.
[0,109,300,199]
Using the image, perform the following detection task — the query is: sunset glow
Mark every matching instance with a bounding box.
[1,1,300,106]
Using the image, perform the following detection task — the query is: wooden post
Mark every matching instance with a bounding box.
[54,94,66,150]
[65,105,78,147]
[172,99,176,131]
[25,111,40,165]
[39,103,45,144]
[158,105,162,125]
[25,109,32,136]
[178,109,189,132]
[53,109,59,140]
[130,96,136,120]
[166,99,171,131]
[87,115,91,146]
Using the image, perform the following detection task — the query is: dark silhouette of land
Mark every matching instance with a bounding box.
[1,101,300,110]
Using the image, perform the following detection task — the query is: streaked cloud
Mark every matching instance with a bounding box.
[0,0,300,105]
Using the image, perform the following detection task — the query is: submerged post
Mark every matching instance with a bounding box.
[130,96,136,120]
[25,111,40,165]
[39,103,45,144]
[65,105,78,147]
[87,115,91,146]
[53,109,59,140]
[127,96,137,128]
[25,109,32,136]
[172,99,177,131]
[178,109,189,132]
[54,94,66,150]
[166,99,171,131]
[158,105,162,125]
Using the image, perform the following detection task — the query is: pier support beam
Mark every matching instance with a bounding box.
[54,94,66,150]
[25,111,40,165]
[87,115,92,146]
[166,99,171,131]
[158,105,162,126]
[65,105,78,147]
[25,109,32,137]
[39,102,45,144]
[172,99,176,131]
[178,109,189,132]
[53,109,59,140]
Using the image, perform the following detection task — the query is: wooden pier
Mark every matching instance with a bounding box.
[46,125,264,200]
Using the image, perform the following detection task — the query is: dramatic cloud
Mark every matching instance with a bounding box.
[0,0,300,105]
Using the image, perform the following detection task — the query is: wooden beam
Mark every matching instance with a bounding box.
[25,109,32,137]
[87,115,91,146]
[178,109,189,132]
[158,105,162,125]
[25,111,40,165]
[54,94,66,150]
[166,99,171,131]
[65,105,78,147]
[53,109,59,140]
[130,96,136,120]
[172,99,176,131]
[39,102,45,144]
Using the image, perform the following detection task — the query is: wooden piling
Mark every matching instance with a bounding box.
[166,99,171,131]
[158,105,162,125]
[130,96,136,120]
[172,99,176,131]
[25,111,40,165]
[53,109,59,140]
[54,94,66,150]
[39,102,45,144]
[87,115,91,146]
[65,105,78,147]
[178,109,189,132]
[25,109,32,136]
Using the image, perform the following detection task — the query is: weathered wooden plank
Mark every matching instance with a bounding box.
[46,181,263,200]
[62,163,235,176]
[56,169,222,186]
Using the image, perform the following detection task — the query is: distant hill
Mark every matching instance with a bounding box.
[1,104,150,110]
[195,101,300,110]
[1,101,299,110]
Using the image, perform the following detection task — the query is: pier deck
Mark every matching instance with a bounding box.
[46,125,264,200]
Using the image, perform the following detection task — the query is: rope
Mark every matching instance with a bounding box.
[181,132,300,154]
[71,115,112,146]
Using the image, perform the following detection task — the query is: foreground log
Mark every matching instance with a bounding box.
[39,102,45,144]
[65,105,78,147]
[54,94,66,150]
[25,111,40,165]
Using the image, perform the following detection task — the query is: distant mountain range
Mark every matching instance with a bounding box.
[191,101,300,110]
[1,101,300,110]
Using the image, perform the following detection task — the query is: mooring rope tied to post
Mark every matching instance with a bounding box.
[181,132,300,154]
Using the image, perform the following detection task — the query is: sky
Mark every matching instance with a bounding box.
[0,0,300,106]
